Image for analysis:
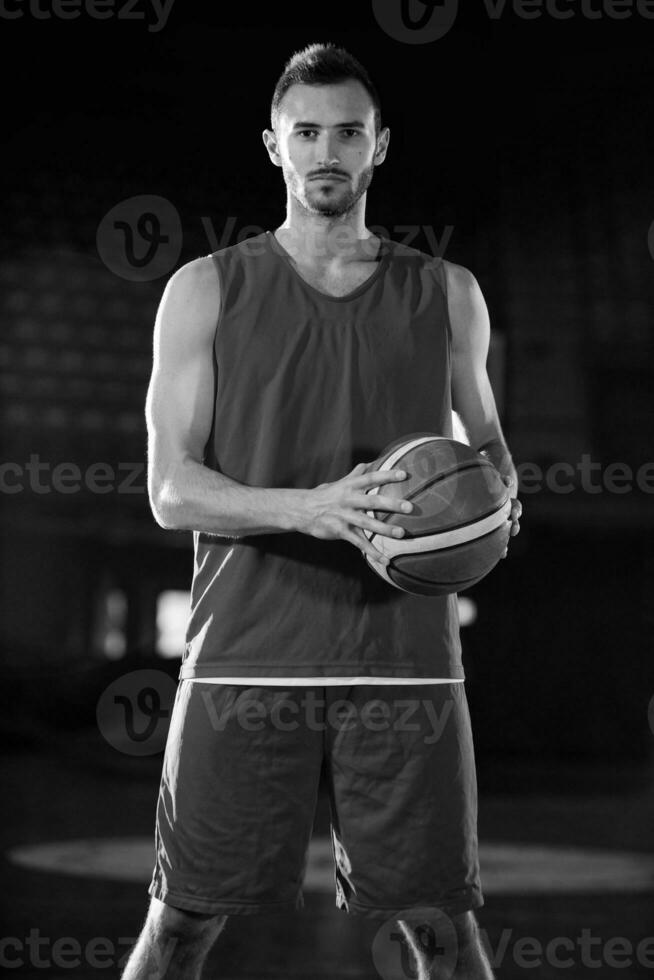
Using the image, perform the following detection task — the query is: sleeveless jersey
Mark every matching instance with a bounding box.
[179,231,463,681]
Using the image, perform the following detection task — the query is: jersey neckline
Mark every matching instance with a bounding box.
[265,229,393,303]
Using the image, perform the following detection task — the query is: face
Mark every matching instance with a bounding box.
[264,80,389,218]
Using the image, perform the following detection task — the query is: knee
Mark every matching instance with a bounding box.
[148,898,227,949]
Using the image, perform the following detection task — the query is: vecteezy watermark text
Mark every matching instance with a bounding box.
[372,0,654,46]
[94,671,458,755]
[2,454,654,497]
[0,457,145,495]
[515,456,654,494]
[481,927,654,971]
[483,0,654,19]
[200,689,455,744]
[0,0,175,31]
[96,196,455,281]
[372,911,654,980]
[0,931,173,971]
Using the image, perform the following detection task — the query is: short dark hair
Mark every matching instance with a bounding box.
[270,43,382,135]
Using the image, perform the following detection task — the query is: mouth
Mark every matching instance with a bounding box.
[310,174,346,181]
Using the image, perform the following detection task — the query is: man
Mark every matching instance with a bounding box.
[123,43,521,980]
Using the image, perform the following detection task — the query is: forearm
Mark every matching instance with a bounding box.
[476,435,518,492]
[153,458,310,537]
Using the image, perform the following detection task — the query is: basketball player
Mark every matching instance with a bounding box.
[124,44,521,980]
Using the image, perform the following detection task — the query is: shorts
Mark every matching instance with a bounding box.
[148,681,482,920]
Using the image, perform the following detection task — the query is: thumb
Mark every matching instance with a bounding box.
[502,476,519,502]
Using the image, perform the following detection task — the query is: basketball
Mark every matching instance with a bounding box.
[363,432,512,596]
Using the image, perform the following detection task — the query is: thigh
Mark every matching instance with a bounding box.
[324,683,482,919]
[149,682,324,915]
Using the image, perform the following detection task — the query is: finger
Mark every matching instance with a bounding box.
[510,521,520,537]
[343,509,407,539]
[503,475,519,496]
[342,527,389,566]
[353,492,413,515]
[353,468,408,488]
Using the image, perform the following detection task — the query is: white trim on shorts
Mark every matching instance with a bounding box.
[187,676,464,686]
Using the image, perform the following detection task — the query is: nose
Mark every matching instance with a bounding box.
[315,132,340,169]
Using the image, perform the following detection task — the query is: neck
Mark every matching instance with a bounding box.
[275,194,379,265]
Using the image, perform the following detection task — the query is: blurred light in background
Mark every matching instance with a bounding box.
[96,588,127,660]
[152,592,477,656]
[156,590,191,658]
[458,596,477,628]
[155,590,478,655]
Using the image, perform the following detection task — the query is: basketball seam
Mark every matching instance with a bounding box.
[366,498,508,540]
[369,462,504,524]
[365,498,511,549]
[389,522,509,560]
[376,501,510,537]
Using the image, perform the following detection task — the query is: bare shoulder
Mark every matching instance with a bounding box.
[160,255,220,313]
[443,260,480,302]
[442,261,490,351]
[154,255,221,356]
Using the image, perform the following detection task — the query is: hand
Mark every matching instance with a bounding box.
[501,473,522,558]
[297,462,414,566]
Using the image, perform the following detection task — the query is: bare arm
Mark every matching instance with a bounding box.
[446,261,521,545]
[446,262,516,484]
[146,257,308,536]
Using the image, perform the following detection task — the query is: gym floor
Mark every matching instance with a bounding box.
[2,711,654,980]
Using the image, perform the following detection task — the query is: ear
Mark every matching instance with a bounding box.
[262,128,283,168]
[373,126,390,166]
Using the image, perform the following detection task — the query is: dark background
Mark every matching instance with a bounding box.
[1,4,654,977]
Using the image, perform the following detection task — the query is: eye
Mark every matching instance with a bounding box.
[341,129,362,138]
[297,129,318,138]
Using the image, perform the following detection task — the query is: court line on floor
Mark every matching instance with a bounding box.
[6,836,654,894]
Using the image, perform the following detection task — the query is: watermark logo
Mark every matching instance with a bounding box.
[96,669,176,755]
[95,205,455,280]
[96,194,182,281]
[372,0,460,43]
[372,907,459,980]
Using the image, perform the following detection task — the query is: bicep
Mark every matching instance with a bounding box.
[446,263,500,443]
[146,257,220,495]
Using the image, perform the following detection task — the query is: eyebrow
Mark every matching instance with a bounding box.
[291,120,367,130]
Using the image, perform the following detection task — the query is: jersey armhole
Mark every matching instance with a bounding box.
[433,256,454,349]
[202,254,225,466]
[207,252,225,353]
